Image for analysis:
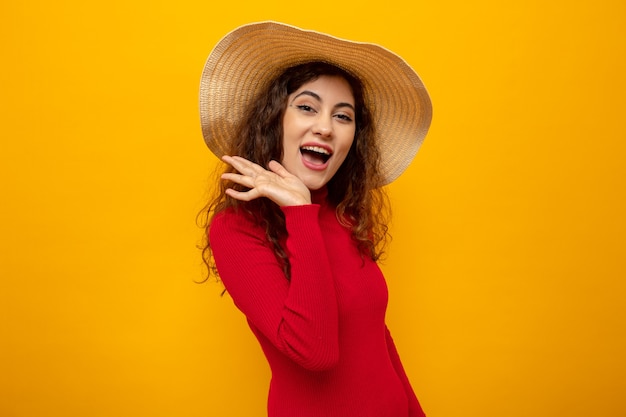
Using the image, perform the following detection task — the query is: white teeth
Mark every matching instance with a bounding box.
[301,146,331,155]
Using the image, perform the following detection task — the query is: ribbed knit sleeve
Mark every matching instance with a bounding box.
[209,205,339,371]
[385,326,426,417]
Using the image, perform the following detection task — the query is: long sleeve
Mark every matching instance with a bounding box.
[209,205,339,371]
[385,326,426,417]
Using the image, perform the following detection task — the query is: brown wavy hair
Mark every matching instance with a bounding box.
[197,61,390,281]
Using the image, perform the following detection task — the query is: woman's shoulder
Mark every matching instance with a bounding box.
[210,207,259,229]
[209,211,271,256]
[210,207,265,241]
[212,206,249,222]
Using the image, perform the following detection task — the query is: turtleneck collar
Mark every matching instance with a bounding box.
[310,186,329,205]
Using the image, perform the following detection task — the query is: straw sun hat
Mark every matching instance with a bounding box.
[199,21,432,185]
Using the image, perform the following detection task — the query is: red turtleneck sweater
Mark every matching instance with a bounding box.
[209,190,426,417]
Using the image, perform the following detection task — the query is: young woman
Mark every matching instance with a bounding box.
[198,22,432,417]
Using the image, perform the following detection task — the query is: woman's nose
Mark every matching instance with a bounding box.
[312,117,333,138]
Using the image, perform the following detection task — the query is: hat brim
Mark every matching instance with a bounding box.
[200,21,432,185]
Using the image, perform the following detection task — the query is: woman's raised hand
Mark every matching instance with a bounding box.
[221,155,312,207]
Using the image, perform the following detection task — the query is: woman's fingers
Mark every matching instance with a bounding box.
[220,172,255,188]
[224,187,261,202]
[221,155,311,206]
[223,155,266,177]
[267,160,292,178]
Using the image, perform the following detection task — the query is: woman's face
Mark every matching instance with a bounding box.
[281,75,356,190]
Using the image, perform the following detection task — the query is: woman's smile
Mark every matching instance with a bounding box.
[300,142,333,169]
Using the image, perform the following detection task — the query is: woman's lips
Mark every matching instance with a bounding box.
[299,142,333,171]
[301,151,330,171]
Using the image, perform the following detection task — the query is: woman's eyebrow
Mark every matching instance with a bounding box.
[292,90,321,102]
[335,102,355,111]
[292,91,355,111]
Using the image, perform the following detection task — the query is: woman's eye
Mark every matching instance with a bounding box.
[335,114,353,122]
[296,105,315,113]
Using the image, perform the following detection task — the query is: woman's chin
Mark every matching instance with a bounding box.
[300,176,328,191]
[304,182,325,191]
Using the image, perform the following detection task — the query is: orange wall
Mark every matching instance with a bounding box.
[1,1,625,416]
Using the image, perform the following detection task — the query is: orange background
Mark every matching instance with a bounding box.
[1,1,625,416]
